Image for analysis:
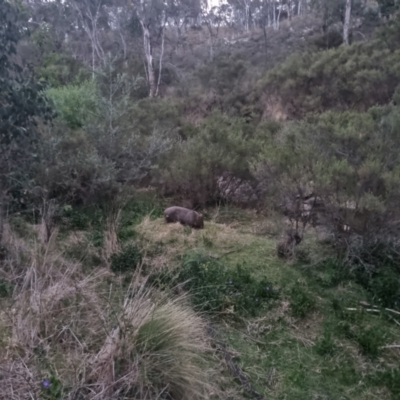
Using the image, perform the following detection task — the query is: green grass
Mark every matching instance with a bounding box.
[7,200,398,400]
[137,209,400,400]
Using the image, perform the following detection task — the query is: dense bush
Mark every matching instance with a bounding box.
[47,80,97,129]
[351,242,400,308]
[34,126,118,205]
[261,16,400,117]
[31,58,174,207]
[158,112,255,206]
[254,105,400,258]
[178,253,278,316]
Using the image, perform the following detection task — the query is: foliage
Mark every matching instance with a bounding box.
[371,367,400,397]
[307,258,350,288]
[0,0,53,233]
[40,373,63,400]
[197,53,247,96]
[0,280,12,298]
[34,57,174,206]
[47,80,98,129]
[314,331,337,357]
[355,325,387,357]
[261,17,400,116]
[178,253,278,316]
[85,57,174,184]
[289,286,315,317]
[254,106,400,257]
[377,1,400,18]
[117,197,164,241]
[110,245,142,274]
[34,126,118,205]
[350,241,400,308]
[159,112,255,206]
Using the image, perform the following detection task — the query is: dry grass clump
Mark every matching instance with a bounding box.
[91,285,213,399]
[0,222,214,400]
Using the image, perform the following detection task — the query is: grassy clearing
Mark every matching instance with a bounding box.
[1,200,399,399]
[135,207,400,400]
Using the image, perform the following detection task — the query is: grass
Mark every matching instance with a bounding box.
[0,217,215,399]
[134,206,400,400]
[1,200,399,399]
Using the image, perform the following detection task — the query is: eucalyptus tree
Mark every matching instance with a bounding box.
[131,0,203,97]
[0,0,52,241]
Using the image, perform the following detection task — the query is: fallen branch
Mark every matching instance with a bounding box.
[388,315,400,327]
[355,302,400,316]
[380,345,400,349]
[384,307,400,316]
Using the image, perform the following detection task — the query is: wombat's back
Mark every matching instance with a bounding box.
[164,206,203,229]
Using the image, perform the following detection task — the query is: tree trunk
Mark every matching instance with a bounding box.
[0,187,3,246]
[141,22,156,97]
[155,25,165,97]
[344,0,352,45]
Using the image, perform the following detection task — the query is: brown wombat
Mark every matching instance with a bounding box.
[164,206,204,229]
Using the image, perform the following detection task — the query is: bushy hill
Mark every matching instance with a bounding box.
[259,17,400,119]
[1,3,400,399]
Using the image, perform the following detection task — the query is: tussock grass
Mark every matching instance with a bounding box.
[0,224,215,399]
[91,285,213,399]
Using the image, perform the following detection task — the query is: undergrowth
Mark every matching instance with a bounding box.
[0,223,215,400]
[177,253,279,316]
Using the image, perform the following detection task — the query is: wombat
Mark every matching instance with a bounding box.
[164,206,204,229]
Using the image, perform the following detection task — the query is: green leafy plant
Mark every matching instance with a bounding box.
[178,253,278,316]
[110,245,142,274]
[0,280,12,298]
[289,286,315,318]
[47,80,97,130]
[315,330,337,357]
[371,367,400,397]
[356,326,386,358]
[40,373,63,400]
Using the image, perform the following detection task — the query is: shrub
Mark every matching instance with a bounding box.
[254,106,400,265]
[310,258,350,288]
[350,242,400,308]
[159,112,255,206]
[289,286,315,318]
[63,207,92,230]
[178,253,278,316]
[35,127,119,205]
[47,80,97,130]
[356,326,387,358]
[110,245,142,274]
[315,331,337,357]
[261,17,400,117]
